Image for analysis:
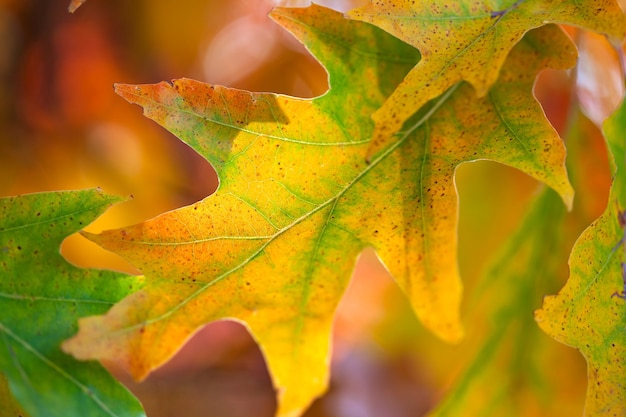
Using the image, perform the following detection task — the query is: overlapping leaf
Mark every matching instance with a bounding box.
[430,103,621,416]
[431,188,577,416]
[0,189,144,417]
[63,6,574,417]
[536,99,626,416]
[347,0,626,157]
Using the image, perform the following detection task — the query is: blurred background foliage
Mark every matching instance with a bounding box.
[0,0,623,416]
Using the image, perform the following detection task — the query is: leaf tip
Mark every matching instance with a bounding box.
[424,313,465,344]
[549,179,574,212]
[79,229,100,244]
[61,316,110,364]
[114,83,141,102]
[68,0,86,13]
[562,189,574,212]
[440,323,465,344]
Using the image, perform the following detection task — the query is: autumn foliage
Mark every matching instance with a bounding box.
[1,1,626,417]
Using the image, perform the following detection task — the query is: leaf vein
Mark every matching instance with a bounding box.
[0,292,113,304]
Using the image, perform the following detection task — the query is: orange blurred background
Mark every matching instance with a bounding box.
[0,0,622,416]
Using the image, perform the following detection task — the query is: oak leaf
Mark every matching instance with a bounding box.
[347,0,626,157]
[64,7,573,417]
[535,97,626,416]
[0,189,144,417]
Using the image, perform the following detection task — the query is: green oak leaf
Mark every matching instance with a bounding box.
[0,189,144,417]
[535,99,626,415]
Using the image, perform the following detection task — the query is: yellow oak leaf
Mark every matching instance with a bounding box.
[63,7,574,417]
[0,189,144,417]
[347,0,626,158]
